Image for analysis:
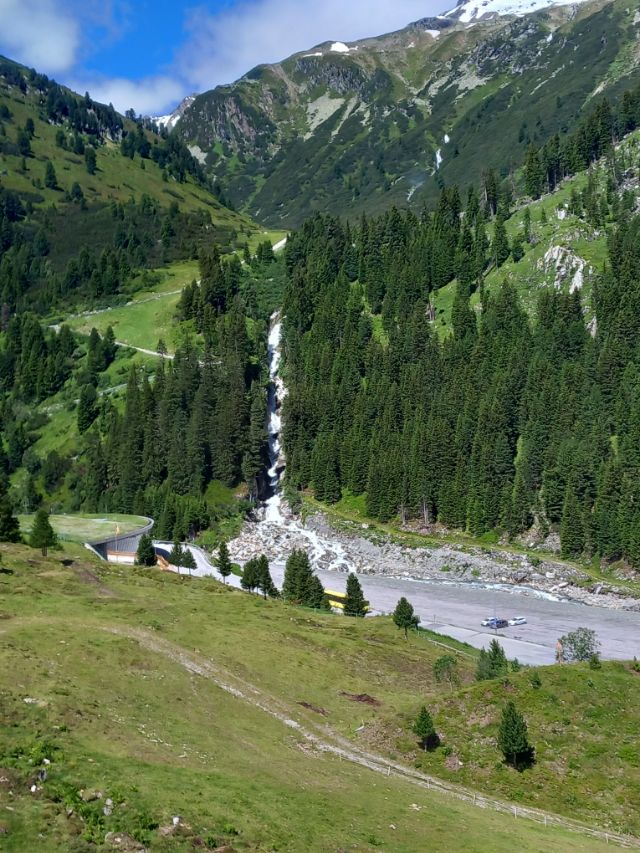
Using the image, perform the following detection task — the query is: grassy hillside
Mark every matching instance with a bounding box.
[0,543,637,850]
[17,513,147,542]
[0,62,251,229]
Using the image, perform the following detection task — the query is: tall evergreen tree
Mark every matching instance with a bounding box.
[343,572,367,617]
[136,534,156,566]
[412,705,439,751]
[498,701,534,770]
[215,541,232,584]
[29,508,57,556]
[392,597,420,639]
[0,483,21,543]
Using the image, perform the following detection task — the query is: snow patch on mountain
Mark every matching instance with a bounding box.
[425,29,441,38]
[444,0,590,24]
[330,42,356,53]
[152,94,197,131]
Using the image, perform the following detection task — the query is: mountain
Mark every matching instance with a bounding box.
[152,93,198,131]
[172,0,639,226]
[0,55,265,316]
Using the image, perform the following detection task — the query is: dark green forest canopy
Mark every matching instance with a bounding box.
[281,204,640,568]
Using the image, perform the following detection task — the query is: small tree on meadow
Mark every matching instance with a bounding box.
[0,487,21,543]
[169,541,185,567]
[343,572,367,617]
[413,705,439,751]
[557,627,599,662]
[182,548,196,577]
[476,640,509,681]
[29,508,57,556]
[434,654,459,689]
[498,700,534,770]
[256,554,278,599]
[241,557,259,591]
[393,597,420,639]
[136,533,156,566]
[44,161,57,189]
[215,541,232,584]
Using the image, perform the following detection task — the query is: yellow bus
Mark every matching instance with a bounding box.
[324,589,370,613]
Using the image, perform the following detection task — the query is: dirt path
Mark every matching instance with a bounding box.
[109,625,639,850]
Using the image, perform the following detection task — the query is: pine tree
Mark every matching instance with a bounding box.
[498,701,534,769]
[85,146,97,175]
[44,161,57,189]
[29,508,57,556]
[77,384,98,433]
[282,549,308,601]
[215,541,232,583]
[136,534,156,566]
[343,572,367,617]
[393,597,420,639]
[560,484,584,557]
[169,540,185,567]
[182,548,196,577]
[492,215,510,267]
[241,557,259,591]
[412,705,439,751]
[256,554,278,599]
[0,484,21,543]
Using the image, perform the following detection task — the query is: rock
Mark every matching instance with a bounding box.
[104,831,146,851]
[80,789,102,802]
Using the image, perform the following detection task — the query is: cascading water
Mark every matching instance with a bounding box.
[227,312,356,572]
[264,316,285,524]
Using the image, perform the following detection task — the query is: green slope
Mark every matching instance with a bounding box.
[0,543,631,850]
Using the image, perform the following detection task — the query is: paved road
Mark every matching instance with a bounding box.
[158,544,640,666]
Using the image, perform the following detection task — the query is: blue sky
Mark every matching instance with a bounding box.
[0,0,446,114]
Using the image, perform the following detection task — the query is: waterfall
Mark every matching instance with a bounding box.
[228,311,356,573]
[264,314,285,523]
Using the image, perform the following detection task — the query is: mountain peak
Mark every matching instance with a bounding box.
[443,0,591,23]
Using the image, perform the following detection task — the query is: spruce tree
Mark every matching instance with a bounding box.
[492,215,510,267]
[393,597,420,639]
[182,548,196,577]
[256,554,278,599]
[560,484,584,557]
[412,705,439,751]
[29,508,57,556]
[498,701,534,770]
[241,557,259,591]
[44,161,57,189]
[215,541,232,583]
[282,549,308,601]
[77,384,98,433]
[0,486,21,543]
[343,572,367,617]
[169,540,185,567]
[136,534,156,566]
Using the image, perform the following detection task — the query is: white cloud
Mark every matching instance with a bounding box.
[0,0,449,113]
[179,0,446,92]
[70,74,186,115]
[0,0,80,72]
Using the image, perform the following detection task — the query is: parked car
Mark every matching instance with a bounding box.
[508,616,527,626]
[481,617,508,629]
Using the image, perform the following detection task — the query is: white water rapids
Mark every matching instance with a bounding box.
[229,312,356,573]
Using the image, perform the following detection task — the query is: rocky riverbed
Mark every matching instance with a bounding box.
[227,507,640,611]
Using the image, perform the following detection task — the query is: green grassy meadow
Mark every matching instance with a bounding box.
[17,513,148,542]
[0,544,638,850]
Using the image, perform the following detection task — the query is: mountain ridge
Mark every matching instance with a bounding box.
[167,0,635,226]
